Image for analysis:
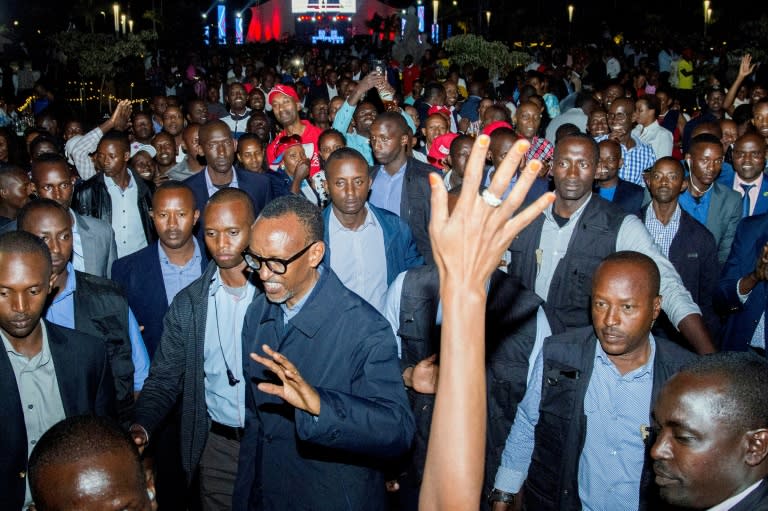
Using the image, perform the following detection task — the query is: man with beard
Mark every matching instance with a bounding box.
[719,133,768,217]
[0,230,114,510]
[265,84,323,170]
[678,134,741,265]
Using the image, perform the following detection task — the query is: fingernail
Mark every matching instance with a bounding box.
[516,140,531,154]
[477,134,490,147]
[428,172,441,186]
[529,160,542,173]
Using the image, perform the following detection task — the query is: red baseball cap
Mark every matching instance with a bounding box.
[272,134,311,164]
[427,132,458,169]
[428,105,451,119]
[267,84,300,105]
[482,120,514,136]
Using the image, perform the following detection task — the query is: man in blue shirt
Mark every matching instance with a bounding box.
[490,251,696,511]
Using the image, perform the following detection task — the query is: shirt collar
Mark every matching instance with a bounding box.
[544,193,593,224]
[647,203,681,225]
[734,171,764,189]
[104,172,135,190]
[52,263,77,304]
[205,166,239,190]
[379,161,407,178]
[1,321,51,363]
[595,333,656,379]
[279,265,324,318]
[208,267,255,297]
[159,238,201,267]
[329,204,377,234]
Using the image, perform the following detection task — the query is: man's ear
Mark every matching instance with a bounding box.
[308,240,325,268]
[193,209,200,226]
[643,173,651,188]
[745,429,768,467]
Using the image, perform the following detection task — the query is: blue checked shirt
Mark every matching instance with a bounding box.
[643,204,681,258]
[595,134,656,187]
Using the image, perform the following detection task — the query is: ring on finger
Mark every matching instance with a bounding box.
[481,189,503,208]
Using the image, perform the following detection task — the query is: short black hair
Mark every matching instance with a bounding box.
[29,133,62,158]
[29,415,145,510]
[648,156,685,178]
[325,146,367,173]
[199,120,232,143]
[449,134,474,158]
[679,351,768,431]
[206,187,255,224]
[689,133,723,153]
[555,123,581,142]
[97,129,130,154]
[153,181,196,206]
[423,81,446,102]
[31,152,70,175]
[372,111,408,137]
[597,250,661,296]
[257,194,323,244]
[318,128,347,149]
[554,133,600,164]
[636,95,660,115]
[17,198,69,233]
[237,132,264,149]
[0,163,30,188]
[0,230,52,273]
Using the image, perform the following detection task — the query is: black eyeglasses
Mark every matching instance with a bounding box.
[242,241,317,275]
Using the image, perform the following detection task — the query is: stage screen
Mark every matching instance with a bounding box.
[292,0,356,14]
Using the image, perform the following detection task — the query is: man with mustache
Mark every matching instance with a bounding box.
[651,352,768,510]
[678,133,741,265]
[130,188,257,509]
[491,251,697,511]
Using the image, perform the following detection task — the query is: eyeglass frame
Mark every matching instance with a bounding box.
[242,241,317,275]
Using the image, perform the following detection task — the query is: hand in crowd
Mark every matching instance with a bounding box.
[252,344,321,416]
[738,54,756,80]
[129,423,149,455]
[755,242,768,281]
[111,99,133,131]
[405,354,439,394]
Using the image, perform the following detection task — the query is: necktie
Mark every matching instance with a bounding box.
[741,183,756,217]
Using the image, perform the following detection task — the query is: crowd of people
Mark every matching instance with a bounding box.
[2,32,768,511]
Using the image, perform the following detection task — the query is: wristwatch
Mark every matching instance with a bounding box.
[488,488,517,506]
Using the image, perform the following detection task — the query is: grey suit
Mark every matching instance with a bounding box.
[73,211,118,278]
[704,183,742,265]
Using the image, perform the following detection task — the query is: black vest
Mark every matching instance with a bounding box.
[507,196,627,328]
[73,270,134,425]
[524,327,697,511]
[397,266,563,498]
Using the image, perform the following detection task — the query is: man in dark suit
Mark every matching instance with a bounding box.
[716,212,768,352]
[112,181,208,358]
[184,120,272,243]
[308,67,339,104]
[0,231,114,511]
[31,154,117,277]
[642,157,720,343]
[369,111,434,264]
[719,133,768,218]
[130,188,258,509]
[652,352,768,510]
[678,133,741,265]
[234,195,414,511]
[595,139,645,216]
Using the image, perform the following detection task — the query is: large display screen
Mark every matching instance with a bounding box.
[292,0,356,14]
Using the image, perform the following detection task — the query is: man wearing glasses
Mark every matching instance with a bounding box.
[130,188,257,510]
[234,194,415,511]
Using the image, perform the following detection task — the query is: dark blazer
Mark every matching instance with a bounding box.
[71,169,156,246]
[703,182,742,265]
[0,321,115,510]
[729,479,768,511]
[322,204,424,285]
[73,211,118,278]
[234,267,415,511]
[111,240,208,358]
[643,206,720,340]
[716,213,768,351]
[612,179,645,217]
[370,158,434,265]
[133,261,236,482]
[718,173,768,217]
[184,167,273,216]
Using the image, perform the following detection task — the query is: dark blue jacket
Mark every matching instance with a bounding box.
[234,267,415,511]
[716,213,768,350]
[111,241,208,357]
[322,204,424,286]
[611,179,645,217]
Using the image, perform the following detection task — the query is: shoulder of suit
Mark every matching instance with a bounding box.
[75,270,126,294]
[46,320,106,351]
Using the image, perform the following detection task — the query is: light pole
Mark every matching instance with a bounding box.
[485,9,491,36]
[113,3,120,35]
[703,0,710,36]
[568,4,574,43]
[432,0,439,43]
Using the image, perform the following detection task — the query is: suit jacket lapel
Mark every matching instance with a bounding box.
[47,323,80,416]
